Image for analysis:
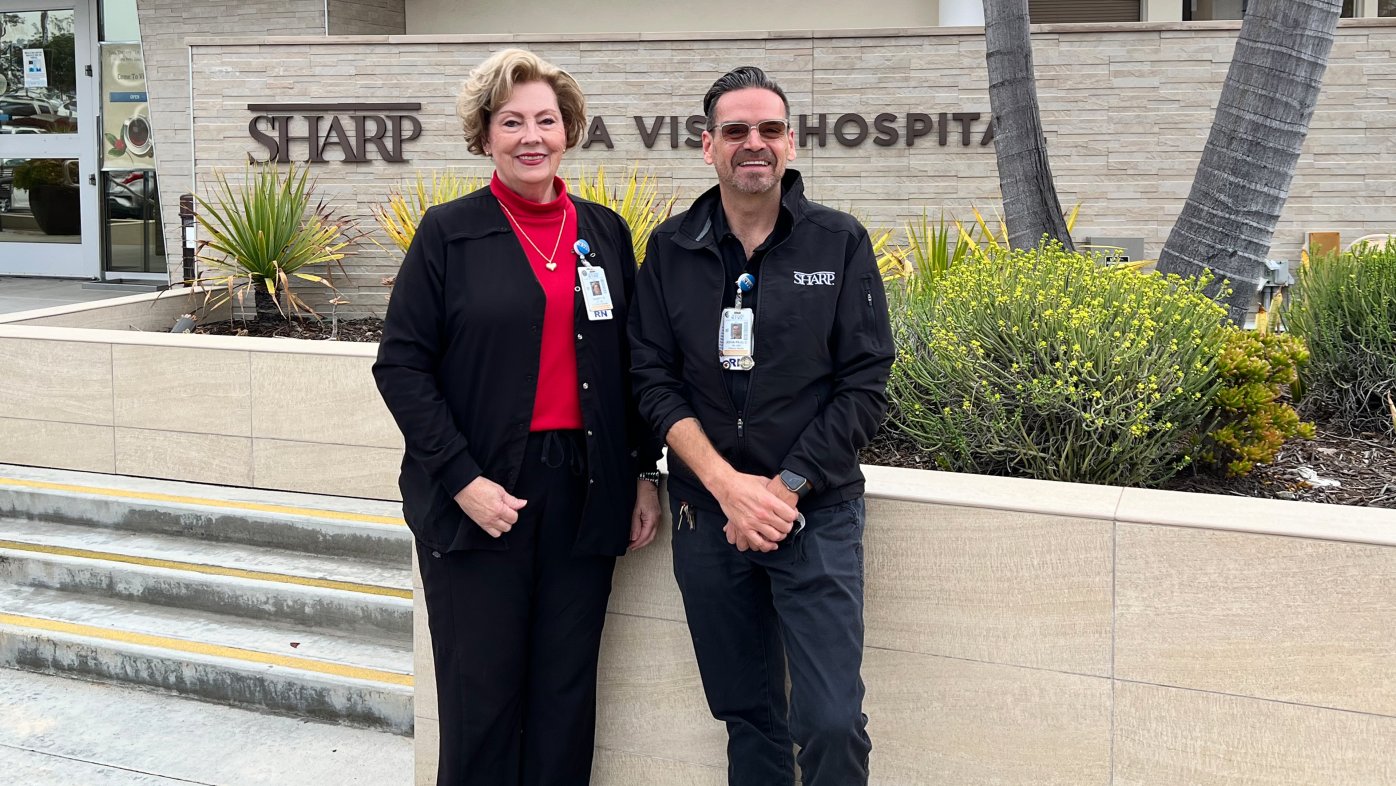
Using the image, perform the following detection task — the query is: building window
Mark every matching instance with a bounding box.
[1185,0,1355,20]
[1381,0,1396,16]
[1029,0,1142,24]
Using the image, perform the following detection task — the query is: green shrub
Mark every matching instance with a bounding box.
[195,163,356,320]
[1287,245,1396,434]
[889,242,1231,486]
[1198,331,1315,476]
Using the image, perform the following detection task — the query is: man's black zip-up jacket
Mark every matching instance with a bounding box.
[628,170,894,512]
[373,186,660,555]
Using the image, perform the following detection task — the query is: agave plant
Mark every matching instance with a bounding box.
[902,210,976,283]
[194,163,357,322]
[572,167,674,265]
[868,226,911,281]
[954,205,1009,263]
[373,169,486,253]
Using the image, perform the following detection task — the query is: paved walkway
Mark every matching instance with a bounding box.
[0,277,132,316]
[0,669,412,785]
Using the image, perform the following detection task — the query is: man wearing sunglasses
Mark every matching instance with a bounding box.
[629,65,894,786]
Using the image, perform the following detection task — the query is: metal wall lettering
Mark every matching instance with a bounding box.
[246,103,423,164]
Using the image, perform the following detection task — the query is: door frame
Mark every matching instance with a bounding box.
[0,0,99,278]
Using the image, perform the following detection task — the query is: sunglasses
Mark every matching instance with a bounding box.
[713,119,790,143]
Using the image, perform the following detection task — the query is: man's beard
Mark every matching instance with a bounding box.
[722,153,780,195]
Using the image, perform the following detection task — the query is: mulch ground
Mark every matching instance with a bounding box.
[193,317,383,343]
[201,316,1395,509]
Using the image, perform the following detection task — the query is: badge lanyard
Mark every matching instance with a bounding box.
[718,272,756,371]
[574,239,613,321]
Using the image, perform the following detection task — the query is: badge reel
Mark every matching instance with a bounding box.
[719,273,756,372]
[574,239,613,321]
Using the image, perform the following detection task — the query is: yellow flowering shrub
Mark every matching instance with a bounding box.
[889,242,1231,486]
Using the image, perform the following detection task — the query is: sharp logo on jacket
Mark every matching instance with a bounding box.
[793,271,837,286]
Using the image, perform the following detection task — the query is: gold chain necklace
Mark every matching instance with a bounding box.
[500,201,568,272]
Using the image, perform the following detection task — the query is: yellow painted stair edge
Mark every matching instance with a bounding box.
[0,539,411,600]
[0,477,407,527]
[0,611,413,688]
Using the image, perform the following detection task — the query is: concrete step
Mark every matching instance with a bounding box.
[0,615,413,734]
[0,542,412,638]
[0,475,411,563]
[0,465,417,734]
[0,516,411,603]
[0,584,411,673]
[0,668,412,784]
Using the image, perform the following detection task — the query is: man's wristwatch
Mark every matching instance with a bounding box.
[638,471,661,486]
[779,469,810,499]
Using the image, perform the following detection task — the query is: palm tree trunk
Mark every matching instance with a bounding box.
[1156,0,1342,324]
[982,0,1074,252]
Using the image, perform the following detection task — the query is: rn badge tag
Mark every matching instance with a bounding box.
[718,308,755,371]
[578,266,613,321]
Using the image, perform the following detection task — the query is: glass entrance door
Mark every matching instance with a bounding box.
[0,0,97,277]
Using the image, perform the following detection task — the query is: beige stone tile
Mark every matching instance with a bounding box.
[1116,523,1396,715]
[413,584,437,722]
[864,499,1113,676]
[1114,681,1396,785]
[0,418,114,474]
[112,345,251,435]
[591,748,725,786]
[251,439,401,500]
[864,649,1111,785]
[1118,487,1396,546]
[114,428,253,486]
[595,614,726,770]
[250,353,402,449]
[609,491,685,623]
[414,714,438,786]
[0,338,113,425]
[863,464,1124,521]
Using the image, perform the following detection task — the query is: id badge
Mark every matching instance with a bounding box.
[718,308,755,371]
[577,266,613,321]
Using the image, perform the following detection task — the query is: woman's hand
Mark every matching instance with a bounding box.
[454,476,527,538]
[628,479,662,551]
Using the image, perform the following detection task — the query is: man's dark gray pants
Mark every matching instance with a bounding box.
[670,495,871,786]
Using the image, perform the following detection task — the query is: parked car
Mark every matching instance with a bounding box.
[107,171,157,220]
[0,93,75,133]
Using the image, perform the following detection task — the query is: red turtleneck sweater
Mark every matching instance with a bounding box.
[491,174,583,431]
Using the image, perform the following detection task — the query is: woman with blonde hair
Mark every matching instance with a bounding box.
[374,48,662,785]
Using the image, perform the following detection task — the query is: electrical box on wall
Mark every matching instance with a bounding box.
[1081,236,1146,265]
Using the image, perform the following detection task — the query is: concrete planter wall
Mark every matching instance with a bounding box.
[411,472,1396,784]
[2,296,1394,783]
[0,293,400,496]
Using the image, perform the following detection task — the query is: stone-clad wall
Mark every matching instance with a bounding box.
[135,0,331,284]
[176,21,1396,313]
[327,0,407,35]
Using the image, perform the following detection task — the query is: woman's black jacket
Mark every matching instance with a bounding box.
[373,186,660,556]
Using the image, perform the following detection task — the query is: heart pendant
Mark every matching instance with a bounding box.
[546,261,557,272]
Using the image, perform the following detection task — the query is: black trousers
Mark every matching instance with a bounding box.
[671,496,871,786]
[417,430,617,786]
